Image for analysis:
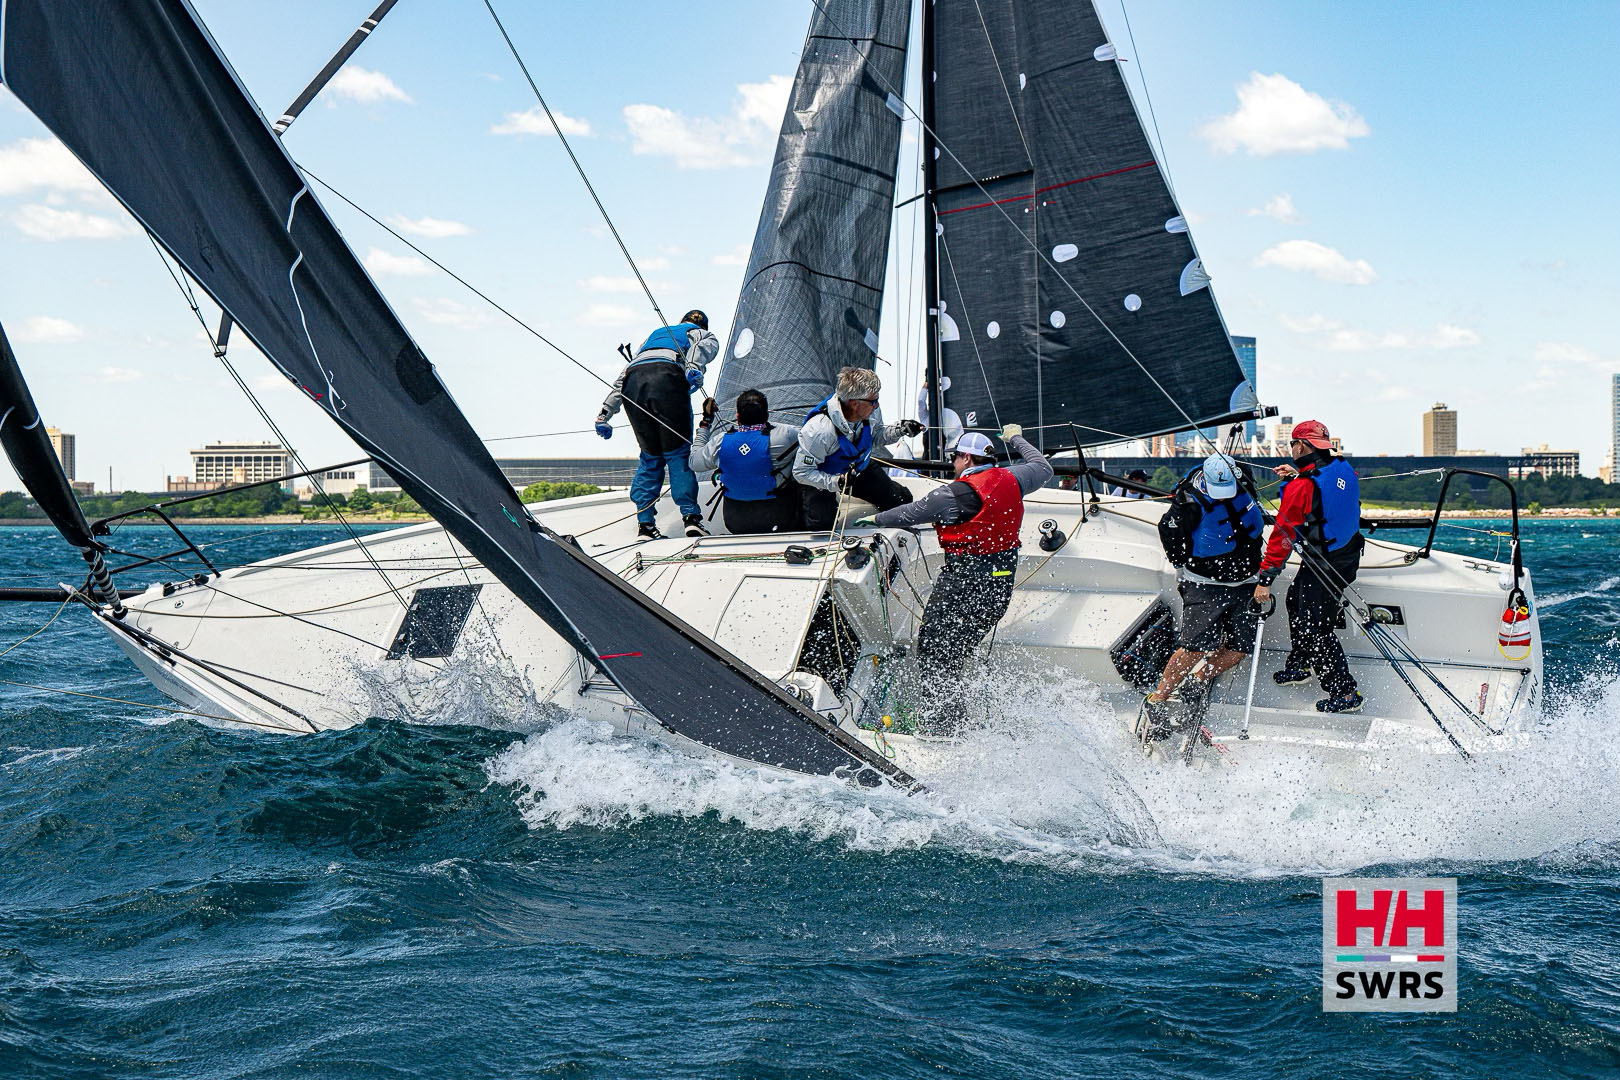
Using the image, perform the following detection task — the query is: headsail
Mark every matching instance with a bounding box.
[0,321,96,551]
[714,0,912,419]
[929,0,1255,445]
[0,0,911,785]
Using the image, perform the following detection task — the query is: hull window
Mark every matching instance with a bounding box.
[386,585,484,660]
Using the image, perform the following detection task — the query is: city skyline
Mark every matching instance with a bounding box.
[0,1,1613,491]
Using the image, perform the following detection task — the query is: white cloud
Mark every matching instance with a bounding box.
[582,275,647,294]
[1281,313,1481,352]
[11,204,135,240]
[1248,193,1303,224]
[1524,342,1610,391]
[387,215,472,239]
[638,256,671,272]
[624,74,791,169]
[1254,239,1376,285]
[324,66,412,105]
[411,297,488,330]
[14,316,86,344]
[0,137,104,198]
[364,247,431,277]
[95,366,144,383]
[490,107,592,137]
[712,244,749,267]
[1200,72,1369,156]
[578,303,640,327]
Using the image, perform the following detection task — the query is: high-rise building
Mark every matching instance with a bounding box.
[1514,445,1580,480]
[1610,374,1619,484]
[186,441,292,491]
[45,427,75,480]
[1422,403,1457,456]
[1231,335,1258,440]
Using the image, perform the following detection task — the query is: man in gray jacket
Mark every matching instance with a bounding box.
[689,388,802,534]
[794,367,921,530]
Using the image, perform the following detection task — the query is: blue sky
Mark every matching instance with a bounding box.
[0,0,1614,492]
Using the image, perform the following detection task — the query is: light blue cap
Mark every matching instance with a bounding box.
[1200,453,1239,498]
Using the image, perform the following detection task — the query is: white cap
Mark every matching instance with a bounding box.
[1200,453,1239,498]
[952,431,995,458]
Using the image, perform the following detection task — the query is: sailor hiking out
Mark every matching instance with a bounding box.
[595,309,719,540]
[869,425,1053,720]
[1142,453,1266,740]
[793,366,921,530]
[1253,419,1366,714]
[688,388,803,534]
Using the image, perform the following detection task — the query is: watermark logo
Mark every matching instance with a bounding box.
[1322,877,1457,1013]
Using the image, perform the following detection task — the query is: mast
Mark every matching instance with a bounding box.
[921,0,944,461]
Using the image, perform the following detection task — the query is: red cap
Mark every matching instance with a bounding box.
[1291,419,1332,449]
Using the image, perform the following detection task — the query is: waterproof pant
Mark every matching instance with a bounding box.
[1284,536,1363,697]
[622,362,698,524]
[916,547,1020,679]
[722,486,802,535]
[800,463,913,530]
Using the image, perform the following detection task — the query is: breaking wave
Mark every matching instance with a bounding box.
[480,658,1620,879]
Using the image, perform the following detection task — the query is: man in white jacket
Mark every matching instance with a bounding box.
[793,367,921,530]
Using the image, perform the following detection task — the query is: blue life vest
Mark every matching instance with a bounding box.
[803,395,873,475]
[716,427,778,502]
[633,321,701,365]
[1305,457,1361,552]
[1181,468,1264,581]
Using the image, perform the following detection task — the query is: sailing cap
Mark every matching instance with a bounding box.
[1199,453,1239,498]
[1291,419,1332,450]
[951,432,995,458]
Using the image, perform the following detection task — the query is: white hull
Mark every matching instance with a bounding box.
[93,481,1542,779]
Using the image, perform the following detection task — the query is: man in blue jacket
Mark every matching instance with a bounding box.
[595,309,718,540]
[688,388,802,534]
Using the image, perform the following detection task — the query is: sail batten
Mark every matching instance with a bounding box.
[0,0,911,785]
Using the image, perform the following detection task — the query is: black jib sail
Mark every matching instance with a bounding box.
[0,321,95,552]
[929,0,1255,445]
[714,0,912,419]
[0,0,911,786]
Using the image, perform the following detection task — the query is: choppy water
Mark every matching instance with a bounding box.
[2,520,1618,1078]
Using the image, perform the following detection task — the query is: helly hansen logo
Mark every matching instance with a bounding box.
[1322,878,1457,1013]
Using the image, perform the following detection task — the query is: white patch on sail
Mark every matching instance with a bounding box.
[1123,293,1142,311]
[1049,310,1066,328]
[937,303,960,343]
[884,92,905,118]
[733,328,754,358]
[986,321,1001,339]
[935,221,943,237]
[1164,216,1188,233]
[863,328,880,354]
[933,147,940,160]
[1052,243,1078,263]
[1094,43,1118,62]
[1179,258,1212,295]
[1018,73,1026,90]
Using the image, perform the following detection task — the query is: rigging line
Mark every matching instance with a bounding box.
[481,0,667,330]
[970,0,1031,160]
[296,166,696,448]
[804,0,1217,449]
[0,593,72,661]
[1116,1,1177,201]
[0,676,275,729]
[938,235,1004,435]
[141,232,411,611]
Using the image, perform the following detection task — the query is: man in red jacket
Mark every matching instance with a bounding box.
[1253,419,1366,714]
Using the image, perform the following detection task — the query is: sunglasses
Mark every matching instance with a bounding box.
[850,396,880,405]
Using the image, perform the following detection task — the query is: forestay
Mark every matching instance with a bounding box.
[0,0,911,785]
[714,0,912,420]
[930,0,1256,444]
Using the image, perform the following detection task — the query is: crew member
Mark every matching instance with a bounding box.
[1253,419,1365,714]
[794,366,921,530]
[1142,453,1265,738]
[1109,468,1152,499]
[595,309,718,540]
[871,425,1054,680]
[688,388,802,534]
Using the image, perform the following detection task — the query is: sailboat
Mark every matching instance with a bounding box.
[0,0,1540,782]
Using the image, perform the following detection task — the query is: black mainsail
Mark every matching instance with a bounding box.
[927,0,1256,445]
[0,0,911,785]
[713,0,912,418]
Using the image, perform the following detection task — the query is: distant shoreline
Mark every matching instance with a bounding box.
[0,515,433,526]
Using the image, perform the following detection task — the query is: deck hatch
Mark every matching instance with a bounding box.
[386,584,483,660]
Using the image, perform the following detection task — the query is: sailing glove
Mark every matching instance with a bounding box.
[686,368,704,392]
[701,398,719,425]
[1001,423,1023,440]
[595,422,613,440]
[899,419,924,437]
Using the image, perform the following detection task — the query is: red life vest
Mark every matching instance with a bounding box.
[935,466,1024,555]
